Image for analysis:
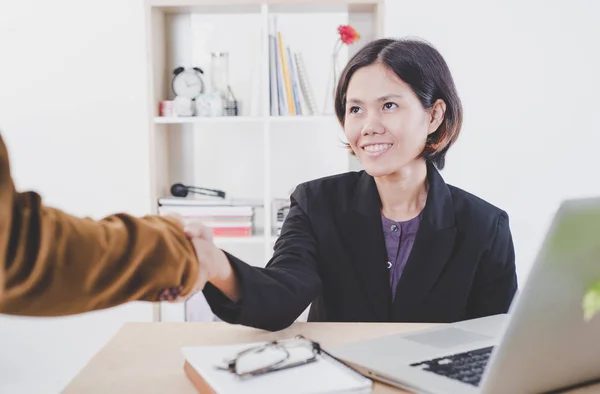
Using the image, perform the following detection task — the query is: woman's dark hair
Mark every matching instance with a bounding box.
[334,38,463,170]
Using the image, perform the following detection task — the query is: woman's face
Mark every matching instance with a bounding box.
[343,63,443,178]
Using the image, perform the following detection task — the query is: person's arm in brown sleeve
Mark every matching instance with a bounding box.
[0,133,199,317]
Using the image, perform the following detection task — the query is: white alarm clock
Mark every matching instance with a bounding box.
[172,66,205,116]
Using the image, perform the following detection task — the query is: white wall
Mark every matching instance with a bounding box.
[0,1,154,393]
[384,0,600,283]
[0,0,599,393]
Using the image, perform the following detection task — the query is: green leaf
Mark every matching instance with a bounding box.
[583,281,600,322]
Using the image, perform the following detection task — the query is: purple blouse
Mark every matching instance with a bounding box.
[381,212,423,300]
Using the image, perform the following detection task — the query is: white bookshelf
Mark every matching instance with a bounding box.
[144,0,383,322]
[154,116,263,124]
[154,115,339,124]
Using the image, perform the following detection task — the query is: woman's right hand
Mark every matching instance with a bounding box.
[184,221,242,302]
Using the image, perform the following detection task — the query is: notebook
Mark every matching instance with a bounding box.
[181,339,373,394]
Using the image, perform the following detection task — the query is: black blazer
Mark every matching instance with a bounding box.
[204,162,517,331]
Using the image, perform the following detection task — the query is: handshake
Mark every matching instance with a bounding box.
[159,215,236,302]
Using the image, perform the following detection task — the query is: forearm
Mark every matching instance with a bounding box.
[208,249,242,303]
[202,185,321,331]
[0,191,199,316]
[204,251,321,331]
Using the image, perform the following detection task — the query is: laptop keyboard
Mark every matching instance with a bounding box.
[409,346,494,387]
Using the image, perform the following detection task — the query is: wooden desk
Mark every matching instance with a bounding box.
[63,322,600,394]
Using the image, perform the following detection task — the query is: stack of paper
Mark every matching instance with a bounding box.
[181,340,373,394]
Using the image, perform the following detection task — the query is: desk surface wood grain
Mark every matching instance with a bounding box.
[62,322,600,394]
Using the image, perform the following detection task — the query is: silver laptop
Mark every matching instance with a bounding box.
[329,197,600,394]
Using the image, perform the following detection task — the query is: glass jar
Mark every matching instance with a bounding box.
[210,52,230,100]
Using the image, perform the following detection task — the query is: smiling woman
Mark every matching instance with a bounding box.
[335,38,462,173]
[195,37,518,332]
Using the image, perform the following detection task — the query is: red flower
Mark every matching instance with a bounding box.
[337,25,360,45]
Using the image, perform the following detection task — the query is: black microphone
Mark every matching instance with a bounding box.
[170,183,226,199]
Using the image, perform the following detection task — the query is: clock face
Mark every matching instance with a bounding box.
[172,69,204,99]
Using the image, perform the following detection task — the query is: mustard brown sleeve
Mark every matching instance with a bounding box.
[0,134,199,316]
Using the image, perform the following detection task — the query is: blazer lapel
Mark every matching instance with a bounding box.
[339,172,391,321]
[392,162,457,320]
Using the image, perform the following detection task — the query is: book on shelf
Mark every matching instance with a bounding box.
[294,52,318,115]
[268,16,318,116]
[158,196,257,237]
[158,196,263,207]
[212,227,253,237]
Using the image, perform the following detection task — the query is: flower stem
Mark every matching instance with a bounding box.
[332,39,342,57]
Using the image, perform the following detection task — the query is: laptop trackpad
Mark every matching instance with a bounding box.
[403,327,492,349]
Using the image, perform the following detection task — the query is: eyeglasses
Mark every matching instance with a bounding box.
[216,335,333,378]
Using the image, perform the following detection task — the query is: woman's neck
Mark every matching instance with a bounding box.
[376,159,428,222]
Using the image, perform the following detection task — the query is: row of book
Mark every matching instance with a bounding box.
[158,197,256,237]
[268,16,318,116]
[158,196,291,238]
